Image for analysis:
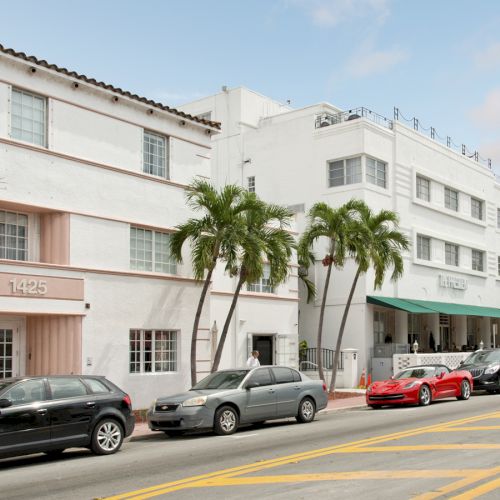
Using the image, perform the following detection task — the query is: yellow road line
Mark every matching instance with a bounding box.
[451,477,500,499]
[339,444,500,453]
[412,466,500,500]
[435,426,500,431]
[104,411,500,500]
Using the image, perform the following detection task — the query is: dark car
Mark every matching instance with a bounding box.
[147,366,328,436]
[458,349,500,393]
[0,375,135,459]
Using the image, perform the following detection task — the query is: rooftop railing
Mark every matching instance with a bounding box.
[314,107,393,131]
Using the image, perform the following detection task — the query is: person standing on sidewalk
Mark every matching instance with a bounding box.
[246,350,260,368]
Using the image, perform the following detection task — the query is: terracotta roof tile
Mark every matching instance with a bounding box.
[0,44,220,130]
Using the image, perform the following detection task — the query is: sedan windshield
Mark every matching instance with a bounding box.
[193,370,249,390]
[394,367,437,379]
[464,350,500,364]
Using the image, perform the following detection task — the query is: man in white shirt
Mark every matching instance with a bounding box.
[246,350,260,368]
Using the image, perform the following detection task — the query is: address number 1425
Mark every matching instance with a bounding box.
[9,278,48,295]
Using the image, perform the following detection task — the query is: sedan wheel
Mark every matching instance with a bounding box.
[457,380,471,400]
[91,419,124,455]
[296,397,316,423]
[214,406,239,435]
[418,385,431,406]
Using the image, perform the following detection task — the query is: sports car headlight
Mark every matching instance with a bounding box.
[367,384,374,393]
[485,363,500,375]
[182,396,208,407]
[404,381,418,389]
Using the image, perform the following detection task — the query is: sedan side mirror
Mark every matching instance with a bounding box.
[245,381,260,390]
[0,399,12,409]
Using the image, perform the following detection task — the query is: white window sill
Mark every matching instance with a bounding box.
[412,198,487,228]
[413,258,488,278]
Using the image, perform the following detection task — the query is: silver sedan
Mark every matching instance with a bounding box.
[147,366,328,436]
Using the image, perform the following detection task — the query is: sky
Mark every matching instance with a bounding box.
[1,0,500,176]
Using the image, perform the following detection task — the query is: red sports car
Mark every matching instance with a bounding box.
[366,364,473,408]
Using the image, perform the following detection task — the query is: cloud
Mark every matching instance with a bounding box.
[291,0,391,27]
[474,42,500,70]
[345,44,408,77]
[469,88,500,129]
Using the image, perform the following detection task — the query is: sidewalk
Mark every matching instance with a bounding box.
[128,389,367,441]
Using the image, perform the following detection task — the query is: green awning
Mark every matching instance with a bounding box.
[367,296,500,318]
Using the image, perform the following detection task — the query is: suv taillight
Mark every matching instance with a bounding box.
[322,383,327,392]
[123,394,132,409]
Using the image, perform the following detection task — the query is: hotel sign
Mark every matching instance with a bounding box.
[439,274,468,290]
[0,272,84,300]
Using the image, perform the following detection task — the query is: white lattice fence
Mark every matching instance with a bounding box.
[393,352,470,374]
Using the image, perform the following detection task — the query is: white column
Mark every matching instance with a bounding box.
[454,315,467,350]
[394,311,408,344]
[480,317,491,348]
[342,348,359,389]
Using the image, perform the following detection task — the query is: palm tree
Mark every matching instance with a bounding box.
[211,199,294,372]
[170,180,259,386]
[297,200,365,382]
[328,203,410,394]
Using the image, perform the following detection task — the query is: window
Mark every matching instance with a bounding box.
[272,367,294,384]
[366,157,387,188]
[417,235,431,261]
[328,156,362,187]
[143,131,167,178]
[48,378,88,399]
[407,314,422,346]
[416,176,430,201]
[373,310,388,344]
[471,198,483,220]
[471,249,484,272]
[445,243,459,267]
[84,378,111,393]
[247,264,274,293]
[247,368,273,387]
[11,88,47,147]
[0,210,28,261]
[129,329,178,373]
[444,187,459,211]
[247,176,255,193]
[130,227,176,273]
[3,379,46,405]
[0,329,13,378]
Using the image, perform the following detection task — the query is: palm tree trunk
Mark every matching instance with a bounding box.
[329,266,361,394]
[211,272,246,372]
[190,266,215,386]
[317,259,333,382]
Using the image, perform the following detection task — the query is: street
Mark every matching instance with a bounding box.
[0,394,499,499]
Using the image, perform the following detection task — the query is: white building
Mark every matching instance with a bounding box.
[0,45,221,408]
[181,87,500,382]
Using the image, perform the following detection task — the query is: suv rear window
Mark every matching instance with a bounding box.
[48,378,88,399]
[85,378,111,393]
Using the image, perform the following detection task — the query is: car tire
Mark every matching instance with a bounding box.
[91,418,124,455]
[418,385,431,406]
[296,397,316,423]
[214,406,239,435]
[457,380,471,400]
[369,405,381,409]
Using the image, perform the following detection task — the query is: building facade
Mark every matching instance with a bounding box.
[181,87,500,382]
[0,46,220,408]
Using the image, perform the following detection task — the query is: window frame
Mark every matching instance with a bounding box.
[129,329,178,374]
[366,157,387,188]
[416,235,431,261]
[0,209,29,261]
[470,197,483,220]
[471,249,484,272]
[444,187,459,212]
[416,176,430,202]
[328,156,362,187]
[247,263,274,293]
[247,176,255,193]
[445,242,459,267]
[10,87,47,147]
[143,130,168,179]
[130,226,177,274]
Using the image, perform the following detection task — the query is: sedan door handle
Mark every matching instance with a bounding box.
[85,401,96,408]
[268,389,275,393]
[294,386,301,390]
[37,408,48,415]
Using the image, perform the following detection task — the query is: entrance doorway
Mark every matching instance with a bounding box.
[252,335,274,366]
[0,325,19,379]
[440,314,451,351]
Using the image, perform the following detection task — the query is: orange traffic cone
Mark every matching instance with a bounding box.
[358,368,366,389]
[366,373,372,388]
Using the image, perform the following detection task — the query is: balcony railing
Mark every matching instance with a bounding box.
[299,348,344,371]
[315,107,393,131]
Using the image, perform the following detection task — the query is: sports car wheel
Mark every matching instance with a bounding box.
[418,385,431,406]
[369,405,381,409]
[214,406,239,435]
[296,397,316,423]
[457,380,471,400]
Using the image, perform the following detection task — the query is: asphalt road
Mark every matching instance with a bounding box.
[0,393,499,500]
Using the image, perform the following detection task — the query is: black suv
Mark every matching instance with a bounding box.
[459,349,500,394]
[0,375,135,459]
